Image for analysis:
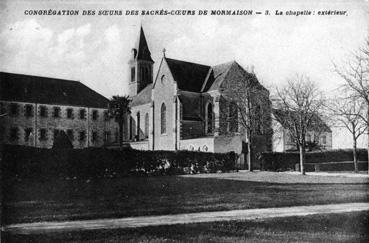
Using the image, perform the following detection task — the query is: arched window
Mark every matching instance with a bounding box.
[136,112,140,140]
[321,135,327,145]
[144,67,149,83]
[207,103,213,134]
[161,103,166,134]
[140,67,144,82]
[145,113,149,139]
[129,116,133,140]
[229,102,238,132]
[255,104,262,134]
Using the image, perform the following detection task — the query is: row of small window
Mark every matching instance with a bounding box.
[306,134,327,145]
[288,134,327,145]
[1,103,108,120]
[8,127,116,143]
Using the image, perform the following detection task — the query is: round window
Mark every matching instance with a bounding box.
[202,145,208,152]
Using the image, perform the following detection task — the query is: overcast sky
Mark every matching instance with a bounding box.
[0,0,368,98]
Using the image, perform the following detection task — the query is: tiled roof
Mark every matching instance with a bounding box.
[130,83,153,106]
[203,61,259,92]
[165,58,210,92]
[202,61,234,92]
[178,91,203,121]
[273,109,331,133]
[0,72,109,108]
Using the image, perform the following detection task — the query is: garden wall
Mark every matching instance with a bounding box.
[1,145,237,180]
[260,149,368,172]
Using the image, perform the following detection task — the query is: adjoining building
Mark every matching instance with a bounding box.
[271,108,332,152]
[124,27,273,166]
[0,72,118,149]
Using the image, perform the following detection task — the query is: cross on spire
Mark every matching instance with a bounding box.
[163,48,166,57]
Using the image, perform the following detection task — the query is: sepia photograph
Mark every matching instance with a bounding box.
[0,0,369,242]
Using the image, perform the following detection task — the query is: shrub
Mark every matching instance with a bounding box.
[1,145,238,180]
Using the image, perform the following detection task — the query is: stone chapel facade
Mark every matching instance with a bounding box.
[124,27,272,166]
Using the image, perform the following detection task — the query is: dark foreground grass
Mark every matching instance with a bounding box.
[2,174,369,225]
[3,211,369,243]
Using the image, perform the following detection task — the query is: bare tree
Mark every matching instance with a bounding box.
[335,36,369,173]
[329,96,366,172]
[275,74,325,175]
[222,69,272,171]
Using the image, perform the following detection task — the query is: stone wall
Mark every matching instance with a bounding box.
[214,135,243,154]
[129,140,150,150]
[179,137,215,152]
[181,120,204,139]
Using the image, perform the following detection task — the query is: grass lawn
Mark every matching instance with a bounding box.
[2,172,369,225]
[3,211,369,242]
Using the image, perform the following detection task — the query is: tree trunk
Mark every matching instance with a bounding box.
[247,141,252,171]
[352,132,358,173]
[247,129,253,171]
[367,130,369,174]
[367,109,369,174]
[299,143,306,175]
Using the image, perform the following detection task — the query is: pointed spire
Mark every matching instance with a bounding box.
[136,26,154,62]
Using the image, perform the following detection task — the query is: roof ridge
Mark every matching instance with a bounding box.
[1,72,109,108]
[0,71,81,84]
[165,57,210,68]
[211,60,237,68]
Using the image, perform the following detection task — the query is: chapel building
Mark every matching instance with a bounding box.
[123,27,273,166]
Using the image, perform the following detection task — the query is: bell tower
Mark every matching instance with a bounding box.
[128,26,154,96]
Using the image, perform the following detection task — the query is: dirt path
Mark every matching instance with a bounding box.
[2,202,369,234]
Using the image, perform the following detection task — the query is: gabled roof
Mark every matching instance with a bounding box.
[202,61,234,92]
[130,83,152,106]
[272,109,331,133]
[202,61,260,92]
[178,91,205,121]
[135,26,154,62]
[165,58,210,92]
[0,72,109,108]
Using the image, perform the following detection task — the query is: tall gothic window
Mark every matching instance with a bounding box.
[207,103,213,134]
[136,112,140,140]
[131,67,135,82]
[145,113,149,139]
[229,102,238,132]
[140,67,144,83]
[129,116,133,140]
[144,67,149,83]
[161,103,166,134]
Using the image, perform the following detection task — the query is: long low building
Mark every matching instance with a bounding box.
[0,72,118,149]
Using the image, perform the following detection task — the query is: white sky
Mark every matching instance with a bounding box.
[0,0,368,98]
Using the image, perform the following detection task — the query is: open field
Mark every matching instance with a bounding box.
[3,211,369,242]
[2,172,369,225]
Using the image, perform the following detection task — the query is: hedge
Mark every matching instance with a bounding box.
[1,145,237,180]
[261,149,369,171]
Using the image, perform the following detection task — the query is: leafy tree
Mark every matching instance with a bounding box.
[108,95,131,148]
